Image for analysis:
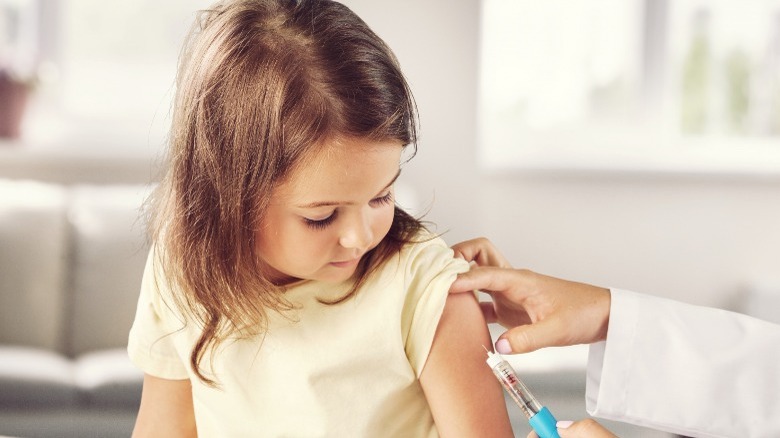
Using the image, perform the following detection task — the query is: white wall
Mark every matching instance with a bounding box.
[480,174,780,309]
[346,0,780,311]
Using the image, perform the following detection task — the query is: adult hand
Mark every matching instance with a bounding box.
[451,237,513,269]
[450,238,611,354]
[526,419,618,438]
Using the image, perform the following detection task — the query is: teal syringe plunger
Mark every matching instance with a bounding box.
[485,349,560,438]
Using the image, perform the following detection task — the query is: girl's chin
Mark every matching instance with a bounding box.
[266,259,363,286]
[316,264,361,283]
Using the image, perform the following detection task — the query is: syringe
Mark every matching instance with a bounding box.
[485,349,560,438]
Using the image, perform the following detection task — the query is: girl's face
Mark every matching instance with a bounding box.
[256,137,403,285]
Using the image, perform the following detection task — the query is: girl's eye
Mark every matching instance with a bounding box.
[303,212,337,230]
[369,192,393,206]
[303,192,391,231]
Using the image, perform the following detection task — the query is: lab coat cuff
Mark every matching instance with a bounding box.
[585,288,639,419]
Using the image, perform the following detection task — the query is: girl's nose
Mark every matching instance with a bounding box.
[338,210,373,251]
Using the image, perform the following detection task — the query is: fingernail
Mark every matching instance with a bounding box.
[495,339,511,354]
[556,420,573,429]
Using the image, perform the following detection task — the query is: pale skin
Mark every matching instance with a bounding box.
[420,289,514,437]
[449,237,618,438]
[133,139,513,437]
[133,376,195,438]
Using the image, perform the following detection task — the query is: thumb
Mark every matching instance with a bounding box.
[499,318,563,354]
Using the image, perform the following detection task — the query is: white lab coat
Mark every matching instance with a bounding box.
[586,289,780,438]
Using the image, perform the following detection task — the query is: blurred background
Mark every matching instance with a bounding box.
[1,0,779,437]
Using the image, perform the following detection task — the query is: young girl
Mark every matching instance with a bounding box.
[128,0,513,436]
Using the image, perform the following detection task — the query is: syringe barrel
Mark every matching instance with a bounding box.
[489,359,543,419]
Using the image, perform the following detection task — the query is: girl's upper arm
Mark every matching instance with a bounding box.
[419,292,515,437]
[133,373,197,438]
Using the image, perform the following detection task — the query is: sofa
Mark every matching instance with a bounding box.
[0,179,150,438]
[0,176,684,438]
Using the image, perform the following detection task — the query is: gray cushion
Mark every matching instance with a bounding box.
[75,349,143,408]
[0,347,143,409]
[0,347,80,407]
[0,180,68,351]
[66,185,152,356]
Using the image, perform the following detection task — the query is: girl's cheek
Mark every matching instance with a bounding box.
[378,208,395,237]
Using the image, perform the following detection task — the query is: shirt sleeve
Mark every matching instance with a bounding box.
[586,288,780,438]
[400,235,470,377]
[127,250,190,380]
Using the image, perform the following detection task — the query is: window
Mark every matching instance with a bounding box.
[478,0,780,174]
[1,0,211,154]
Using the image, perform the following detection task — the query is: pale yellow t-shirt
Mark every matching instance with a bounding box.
[127,233,469,437]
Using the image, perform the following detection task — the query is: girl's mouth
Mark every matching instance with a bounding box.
[329,258,360,268]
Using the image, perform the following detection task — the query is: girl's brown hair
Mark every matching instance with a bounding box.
[148,0,424,384]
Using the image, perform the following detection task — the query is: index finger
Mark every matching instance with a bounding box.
[449,266,521,295]
[451,237,512,268]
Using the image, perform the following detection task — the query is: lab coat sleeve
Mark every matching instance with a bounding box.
[586,288,780,438]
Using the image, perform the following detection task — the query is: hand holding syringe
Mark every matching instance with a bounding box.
[485,347,561,438]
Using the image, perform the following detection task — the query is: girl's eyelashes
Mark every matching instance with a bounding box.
[369,191,393,206]
[302,192,393,231]
[303,212,337,230]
